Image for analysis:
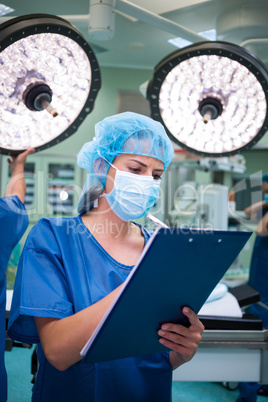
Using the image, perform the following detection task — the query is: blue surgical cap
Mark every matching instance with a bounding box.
[77,111,174,214]
[262,172,268,183]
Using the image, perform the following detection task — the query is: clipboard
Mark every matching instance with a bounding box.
[81,228,251,364]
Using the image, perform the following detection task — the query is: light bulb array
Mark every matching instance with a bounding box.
[0,14,101,155]
[148,42,268,156]
[0,33,91,150]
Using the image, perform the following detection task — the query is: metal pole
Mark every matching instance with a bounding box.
[115,0,207,43]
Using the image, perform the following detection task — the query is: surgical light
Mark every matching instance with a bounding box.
[0,14,101,155]
[147,41,268,156]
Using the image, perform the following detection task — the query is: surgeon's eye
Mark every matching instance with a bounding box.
[153,174,162,180]
[129,167,142,174]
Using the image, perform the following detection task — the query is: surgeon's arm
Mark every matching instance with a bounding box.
[34,284,123,371]
[244,200,268,220]
[4,148,35,203]
[255,211,268,236]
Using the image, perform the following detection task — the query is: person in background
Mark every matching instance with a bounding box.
[0,148,34,402]
[8,112,204,402]
[237,172,268,402]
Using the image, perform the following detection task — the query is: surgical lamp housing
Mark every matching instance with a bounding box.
[147,41,268,157]
[0,14,101,155]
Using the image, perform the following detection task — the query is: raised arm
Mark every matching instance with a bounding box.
[4,148,35,203]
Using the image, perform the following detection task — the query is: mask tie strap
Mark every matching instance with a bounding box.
[97,150,118,201]
[97,150,118,171]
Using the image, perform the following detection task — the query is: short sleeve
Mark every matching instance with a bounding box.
[8,219,74,344]
[0,196,29,280]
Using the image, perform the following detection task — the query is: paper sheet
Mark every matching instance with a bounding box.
[198,292,243,317]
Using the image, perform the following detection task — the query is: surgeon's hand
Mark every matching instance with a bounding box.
[8,148,35,177]
[158,307,204,370]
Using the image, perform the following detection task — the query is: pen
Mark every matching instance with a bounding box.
[147,213,170,228]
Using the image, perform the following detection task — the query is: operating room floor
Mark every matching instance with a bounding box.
[4,346,268,401]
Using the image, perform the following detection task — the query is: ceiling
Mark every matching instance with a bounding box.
[2,0,268,70]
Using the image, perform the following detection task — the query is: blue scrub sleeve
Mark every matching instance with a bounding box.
[0,196,28,233]
[8,219,74,344]
[0,196,28,280]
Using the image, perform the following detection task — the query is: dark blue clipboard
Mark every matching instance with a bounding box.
[81,228,251,364]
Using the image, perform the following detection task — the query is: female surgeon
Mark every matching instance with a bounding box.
[8,112,204,402]
[0,148,34,402]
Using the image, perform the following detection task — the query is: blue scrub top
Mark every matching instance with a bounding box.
[8,216,172,402]
[248,215,268,327]
[0,196,28,402]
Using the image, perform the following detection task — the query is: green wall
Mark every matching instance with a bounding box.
[242,149,268,176]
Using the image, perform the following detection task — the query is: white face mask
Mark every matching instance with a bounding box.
[101,160,160,221]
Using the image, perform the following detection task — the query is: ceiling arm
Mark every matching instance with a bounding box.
[240,38,268,48]
[115,0,207,43]
[0,1,208,44]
